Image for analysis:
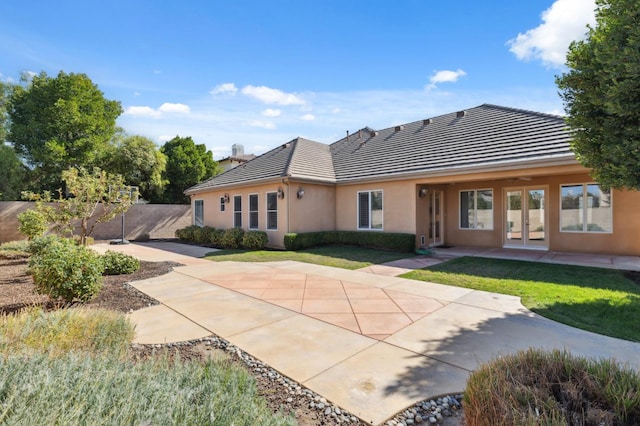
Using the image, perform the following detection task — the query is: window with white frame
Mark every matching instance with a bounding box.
[249,194,259,229]
[219,197,225,212]
[560,183,612,232]
[233,195,242,228]
[266,192,278,230]
[194,199,204,227]
[459,189,493,229]
[358,190,383,230]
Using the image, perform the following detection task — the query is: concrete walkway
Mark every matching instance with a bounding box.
[96,242,640,425]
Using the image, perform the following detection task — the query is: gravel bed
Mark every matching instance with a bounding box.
[133,335,464,425]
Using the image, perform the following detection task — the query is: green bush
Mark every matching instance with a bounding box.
[175,225,201,242]
[28,235,75,256]
[102,250,140,275]
[221,227,245,249]
[29,238,104,303]
[193,226,217,245]
[209,228,224,247]
[465,348,640,425]
[17,209,48,240]
[0,240,30,258]
[284,231,415,252]
[242,231,269,250]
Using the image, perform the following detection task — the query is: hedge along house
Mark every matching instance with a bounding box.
[185,104,640,255]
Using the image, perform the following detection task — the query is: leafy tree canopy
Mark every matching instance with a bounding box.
[106,130,167,201]
[556,0,640,190]
[23,167,137,245]
[159,135,219,204]
[8,71,122,192]
[0,143,28,200]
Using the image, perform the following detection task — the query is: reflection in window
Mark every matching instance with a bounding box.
[560,184,612,232]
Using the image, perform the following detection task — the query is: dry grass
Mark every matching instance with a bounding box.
[464,349,640,425]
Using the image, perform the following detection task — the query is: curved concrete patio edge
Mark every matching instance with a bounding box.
[105,243,640,425]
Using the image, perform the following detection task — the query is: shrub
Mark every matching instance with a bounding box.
[175,225,201,242]
[0,307,134,358]
[283,231,415,252]
[242,231,269,250]
[464,348,640,425]
[221,227,245,249]
[29,238,104,303]
[193,226,217,245]
[28,235,75,256]
[17,209,48,240]
[209,228,224,247]
[0,240,30,259]
[102,250,140,275]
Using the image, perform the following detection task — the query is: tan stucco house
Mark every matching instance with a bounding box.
[185,104,640,255]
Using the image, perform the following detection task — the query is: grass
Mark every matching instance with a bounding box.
[401,256,640,342]
[205,245,412,269]
[0,308,295,425]
[0,352,295,425]
[0,240,29,258]
[464,348,640,425]
[0,307,135,359]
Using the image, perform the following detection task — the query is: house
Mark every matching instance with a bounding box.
[185,104,640,255]
[217,144,256,172]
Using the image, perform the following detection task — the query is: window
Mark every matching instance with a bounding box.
[233,195,242,228]
[249,194,259,229]
[267,192,278,230]
[194,199,204,227]
[460,189,493,229]
[358,190,383,230]
[219,197,225,212]
[561,184,612,232]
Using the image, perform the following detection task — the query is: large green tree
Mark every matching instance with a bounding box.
[556,0,640,190]
[106,131,167,201]
[159,136,219,204]
[0,144,27,200]
[8,71,122,191]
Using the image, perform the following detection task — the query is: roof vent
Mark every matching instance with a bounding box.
[456,110,466,118]
[423,118,432,125]
[370,131,379,137]
[395,125,404,132]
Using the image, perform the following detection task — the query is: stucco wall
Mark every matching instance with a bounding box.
[0,202,191,243]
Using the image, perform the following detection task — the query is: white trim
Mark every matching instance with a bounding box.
[502,186,549,249]
[266,191,278,231]
[458,188,494,230]
[193,199,204,227]
[357,189,384,231]
[248,193,259,230]
[559,182,613,234]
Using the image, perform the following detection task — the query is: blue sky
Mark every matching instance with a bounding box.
[0,0,595,159]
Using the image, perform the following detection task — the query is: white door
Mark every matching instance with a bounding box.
[504,187,547,249]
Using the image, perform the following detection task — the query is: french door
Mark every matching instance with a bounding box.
[504,187,547,249]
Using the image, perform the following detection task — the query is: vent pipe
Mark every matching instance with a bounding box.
[456,110,466,118]
[346,130,349,140]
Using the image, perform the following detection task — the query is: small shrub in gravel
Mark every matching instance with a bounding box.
[28,235,74,256]
[29,237,104,303]
[17,209,48,239]
[242,231,268,250]
[464,348,640,425]
[102,251,140,275]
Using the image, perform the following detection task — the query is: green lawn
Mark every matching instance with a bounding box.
[401,257,640,342]
[205,245,412,270]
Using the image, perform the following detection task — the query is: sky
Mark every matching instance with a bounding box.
[0,0,596,160]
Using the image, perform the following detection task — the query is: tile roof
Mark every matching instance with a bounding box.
[186,137,334,193]
[186,104,575,194]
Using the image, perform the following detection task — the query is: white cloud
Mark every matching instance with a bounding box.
[262,108,282,117]
[507,0,596,68]
[158,135,174,143]
[210,83,238,95]
[124,103,190,118]
[241,85,305,105]
[158,102,191,114]
[300,114,315,121]
[426,69,467,90]
[247,120,276,130]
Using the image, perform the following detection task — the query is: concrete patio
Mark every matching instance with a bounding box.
[95,242,640,425]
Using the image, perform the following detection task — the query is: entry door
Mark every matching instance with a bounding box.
[429,190,444,246]
[504,188,547,249]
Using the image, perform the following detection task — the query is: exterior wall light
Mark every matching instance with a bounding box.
[277,187,285,199]
[418,187,428,198]
[223,193,230,203]
[297,187,305,199]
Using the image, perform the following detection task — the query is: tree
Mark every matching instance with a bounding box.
[0,144,28,200]
[8,71,122,192]
[556,0,640,190]
[106,131,167,201]
[23,167,137,245]
[158,136,219,204]
[0,80,13,144]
